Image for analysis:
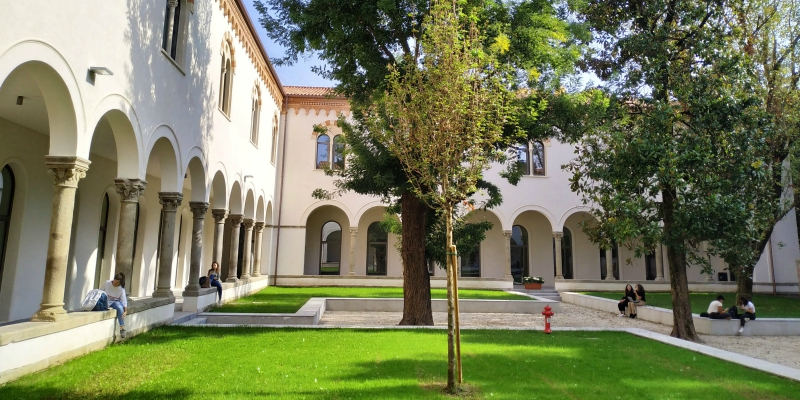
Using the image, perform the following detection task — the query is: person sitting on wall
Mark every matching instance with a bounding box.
[730,295,756,334]
[617,284,635,317]
[627,284,646,319]
[208,261,223,303]
[700,295,732,320]
[102,272,128,339]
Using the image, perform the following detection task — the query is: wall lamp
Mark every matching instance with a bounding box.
[88,66,114,76]
[244,175,254,181]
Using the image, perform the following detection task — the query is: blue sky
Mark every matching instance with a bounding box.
[241,0,336,87]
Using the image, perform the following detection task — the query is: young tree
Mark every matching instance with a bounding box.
[570,0,767,341]
[371,0,514,390]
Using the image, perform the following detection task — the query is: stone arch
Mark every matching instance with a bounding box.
[244,189,255,219]
[228,181,243,215]
[301,200,355,228]
[304,204,350,275]
[0,40,85,157]
[557,206,596,232]
[509,205,558,233]
[256,196,265,223]
[87,94,143,178]
[0,159,30,321]
[144,126,182,192]
[185,155,207,202]
[354,201,389,225]
[265,201,273,224]
[209,164,228,209]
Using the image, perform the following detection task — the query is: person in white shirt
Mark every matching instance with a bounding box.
[705,295,731,320]
[102,272,128,338]
[733,295,756,333]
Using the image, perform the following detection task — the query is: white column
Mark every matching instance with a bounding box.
[240,219,254,280]
[604,248,616,281]
[211,209,227,264]
[553,232,564,280]
[655,245,665,281]
[114,178,146,296]
[348,228,357,275]
[183,202,208,296]
[252,222,265,277]
[503,230,512,279]
[153,192,182,299]
[226,214,243,282]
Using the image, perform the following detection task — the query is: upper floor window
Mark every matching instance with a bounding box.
[271,116,279,165]
[219,39,234,116]
[516,141,546,176]
[162,0,187,63]
[250,85,261,146]
[315,133,344,170]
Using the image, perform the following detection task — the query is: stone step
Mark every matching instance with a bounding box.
[181,317,207,326]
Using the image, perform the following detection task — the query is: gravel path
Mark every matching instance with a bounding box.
[319,302,800,370]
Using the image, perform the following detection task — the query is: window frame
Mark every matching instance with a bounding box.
[218,39,234,117]
[250,85,261,147]
[315,133,331,169]
[366,222,388,276]
[271,116,279,165]
[320,221,342,275]
[161,0,189,67]
[510,225,529,284]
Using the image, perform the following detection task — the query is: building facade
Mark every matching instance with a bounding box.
[1,0,799,327]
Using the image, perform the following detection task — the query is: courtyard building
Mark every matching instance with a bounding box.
[1,0,799,383]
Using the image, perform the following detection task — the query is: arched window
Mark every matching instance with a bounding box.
[532,141,545,175]
[94,193,110,288]
[510,225,528,283]
[460,245,481,278]
[219,40,234,116]
[332,135,345,170]
[320,221,342,275]
[316,134,330,169]
[366,222,387,275]
[561,228,573,279]
[0,166,15,293]
[161,0,186,62]
[599,244,619,280]
[250,85,261,146]
[271,116,279,164]
[645,251,657,280]
[516,143,530,176]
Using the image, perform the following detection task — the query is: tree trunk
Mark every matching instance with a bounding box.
[445,205,457,393]
[399,191,434,326]
[662,187,700,342]
[735,264,753,301]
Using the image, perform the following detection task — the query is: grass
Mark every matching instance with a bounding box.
[2,327,798,399]
[211,286,532,314]
[583,292,800,318]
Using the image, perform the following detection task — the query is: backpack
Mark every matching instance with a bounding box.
[199,276,210,288]
[81,289,106,311]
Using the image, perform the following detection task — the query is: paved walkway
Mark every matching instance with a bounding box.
[319,302,800,371]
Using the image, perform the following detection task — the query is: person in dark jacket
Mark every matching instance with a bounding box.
[627,284,646,319]
[617,284,635,317]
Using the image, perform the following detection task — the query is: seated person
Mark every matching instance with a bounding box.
[702,295,731,320]
[627,284,646,319]
[617,284,635,317]
[730,295,756,333]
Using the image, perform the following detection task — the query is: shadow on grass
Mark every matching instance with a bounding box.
[1,387,193,400]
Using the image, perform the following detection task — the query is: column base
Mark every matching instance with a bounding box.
[152,288,176,299]
[182,288,203,297]
[348,271,356,276]
[604,276,617,281]
[504,274,513,280]
[30,305,68,322]
[240,274,251,281]
[252,273,261,278]
[555,276,564,280]
[654,277,666,282]
[226,277,239,283]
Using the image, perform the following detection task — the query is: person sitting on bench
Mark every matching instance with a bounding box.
[702,295,731,320]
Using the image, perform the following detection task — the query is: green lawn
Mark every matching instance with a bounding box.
[2,327,797,399]
[212,286,531,314]
[583,292,800,318]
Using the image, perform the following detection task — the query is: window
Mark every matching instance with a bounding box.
[0,166,15,294]
[510,225,528,284]
[599,244,619,280]
[366,222,387,275]
[460,246,481,278]
[515,141,545,176]
[645,251,657,280]
[250,85,261,146]
[332,135,345,170]
[94,194,110,288]
[219,39,234,116]
[271,116,279,164]
[320,221,342,275]
[316,134,330,169]
[554,228,573,279]
[315,133,344,170]
[161,0,186,62]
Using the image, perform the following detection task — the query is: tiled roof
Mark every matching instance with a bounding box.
[283,86,339,97]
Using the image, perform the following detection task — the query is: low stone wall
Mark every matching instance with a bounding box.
[561,292,800,336]
[181,288,218,313]
[0,297,173,384]
[274,275,513,290]
[218,276,271,304]
[555,280,799,295]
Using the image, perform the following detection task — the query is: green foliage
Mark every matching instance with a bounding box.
[523,276,544,284]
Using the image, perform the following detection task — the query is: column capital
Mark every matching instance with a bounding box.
[115,178,147,202]
[167,0,179,8]
[211,208,228,223]
[243,219,255,229]
[254,221,265,232]
[228,214,244,226]
[553,232,563,240]
[349,227,358,235]
[158,192,183,211]
[189,201,209,218]
[45,156,90,188]
[503,230,512,237]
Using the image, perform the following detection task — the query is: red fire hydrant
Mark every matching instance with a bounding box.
[542,305,554,334]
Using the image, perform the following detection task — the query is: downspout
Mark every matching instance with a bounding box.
[272,95,289,286]
[769,236,777,296]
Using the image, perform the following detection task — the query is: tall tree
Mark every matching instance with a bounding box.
[259,0,583,325]
[570,0,766,341]
[371,0,513,390]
